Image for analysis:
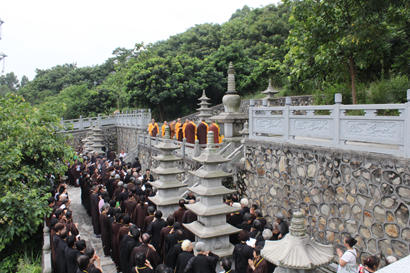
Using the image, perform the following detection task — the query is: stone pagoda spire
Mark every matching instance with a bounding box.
[262,79,279,106]
[261,210,334,272]
[91,126,105,155]
[149,127,187,218]
[183,131,240,257]
[211,62,247,143]
[197,90,212,123]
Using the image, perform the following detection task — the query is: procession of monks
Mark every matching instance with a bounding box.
[148,118,223,144]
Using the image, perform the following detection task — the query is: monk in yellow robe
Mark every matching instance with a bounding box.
[161,121,168,137]
[148,119,159,137]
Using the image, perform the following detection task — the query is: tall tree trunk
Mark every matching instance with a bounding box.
[349,56,357,104]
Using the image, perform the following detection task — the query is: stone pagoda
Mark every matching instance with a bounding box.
[262,78,279,106]
[91,126,105,155]
[82,135,94,154]
[197,90,212,123]
[149,127,187,218]
[261,210,334,273]
[211,62,247,144]
[183,131,240,257]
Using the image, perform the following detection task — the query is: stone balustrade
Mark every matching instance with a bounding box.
[249,91,410,158]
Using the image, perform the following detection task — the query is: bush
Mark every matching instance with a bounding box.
[366,75,410,104]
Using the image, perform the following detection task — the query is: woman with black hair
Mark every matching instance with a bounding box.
[336,236,358,273]
[358,256,380,273]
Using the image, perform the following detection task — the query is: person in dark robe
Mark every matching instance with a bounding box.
[233,230,254,273]
[99,204,111,256]
[247,246,269,273]
[173,199,186,224]
[90,187,101,235]
[183,242,219,273]
[147,210,166,250]
[133,197,148,229]
[76,255,90,273]
[118,215,131,248]
[142,169,154,184]
[143,206,156,232]
[165,229,185,269]
[169,120,176,139]
[85,247,103,273]
[163,223,184,265]
[159,216,175,260]
[53,223,68,273]
[220,257,235,273]
[131,252,154,273]
[129,233,161,270]
[196,120,208,145]
[111,213,123,266]
[184,119,196,144]
[65,211,79,237]
[181,202,197,242]
[175,240,194,273]
[125,194,138,219]
[120,226,141,273]
[275,213,289,239]
[239,213,253,232]
[208,122,221,144]
[177,123,184,142]
[65,235,80,273]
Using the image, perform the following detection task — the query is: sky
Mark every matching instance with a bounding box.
[1,0,279,80]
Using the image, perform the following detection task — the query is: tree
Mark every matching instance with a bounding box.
[0,94,74,251]
[283,0,405,103]
[0,72,19,96]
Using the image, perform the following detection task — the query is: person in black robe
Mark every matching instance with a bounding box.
[165,230,185,269]
[196,120,208,145]
[175,240,194,273]
[99,204,111,256]
[53,223,68,273]
[233,230,254,273]
[65,235,80,273]
[131,252,154,273]
[143,206,155,233]
[120,226,141,273]
[129,233,161,270]
[159,216,174,260]
[248,246,269,273]
[220,257,235,273]
[173,199,186,224]
[183,242,219,273]
[90,187,101,235]
[181,204,197,242]
[147,210,166,250]
[133,198,148,229]
[142,169,154,184]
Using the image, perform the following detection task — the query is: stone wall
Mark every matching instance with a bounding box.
[243,139,410,260]
[116,127,144,154]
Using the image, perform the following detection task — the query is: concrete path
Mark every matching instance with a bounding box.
[68,186,117,273]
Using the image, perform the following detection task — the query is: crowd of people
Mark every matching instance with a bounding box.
[46,149,393,273]
[148,118,223,144]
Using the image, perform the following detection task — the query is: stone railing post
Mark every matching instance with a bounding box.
[97,114,101,127]
[42,221,52,273]
[284,97,291,140]
[79,116,84,130]
[334,93,342,146]
[405,89,410,157]
[182,138,186,161]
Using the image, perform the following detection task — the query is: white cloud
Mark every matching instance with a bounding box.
[1,0,279,79]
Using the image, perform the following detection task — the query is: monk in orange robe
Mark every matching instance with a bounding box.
[169,120,176,138]
[161,121,168,137]
[174,118,182,140]
[148,119,159,137]
[184,119,196,144]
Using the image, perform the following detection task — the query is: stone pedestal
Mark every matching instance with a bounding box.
[211,62,247,144]
[183,131,240,257]
[149,128,187,218]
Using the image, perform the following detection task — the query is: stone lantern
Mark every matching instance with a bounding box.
[211,62,247,145]
[149,127,187,218]
[183,131,240,257]
[261,210,334,273]
[91,126,105,155]
[197,90,212,123]
[262,79,279,106]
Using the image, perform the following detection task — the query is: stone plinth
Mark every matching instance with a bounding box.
[184,131,240,257]
[262,210,333,272]
[149,128,186,218]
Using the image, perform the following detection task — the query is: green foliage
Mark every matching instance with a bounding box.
[16,251,41,273]
[366,75,410,104]
[0,94,74,251]
[0,72,19,96]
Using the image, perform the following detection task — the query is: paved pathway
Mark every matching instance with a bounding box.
[68,186,117,273]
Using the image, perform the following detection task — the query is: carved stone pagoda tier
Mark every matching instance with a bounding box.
[197,90,212,123]
[91,126,105,155]
[183,131,240,257]
[149,128,187,218]
[261,210,334,273]
[211,62,247,144]
[262,78,279,106]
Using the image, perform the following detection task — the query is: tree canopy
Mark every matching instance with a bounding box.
[0,1,406,119]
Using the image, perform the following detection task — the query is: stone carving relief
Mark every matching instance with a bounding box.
[253,118,283,135]
[341,120,403,143]
[290,119,331,138]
